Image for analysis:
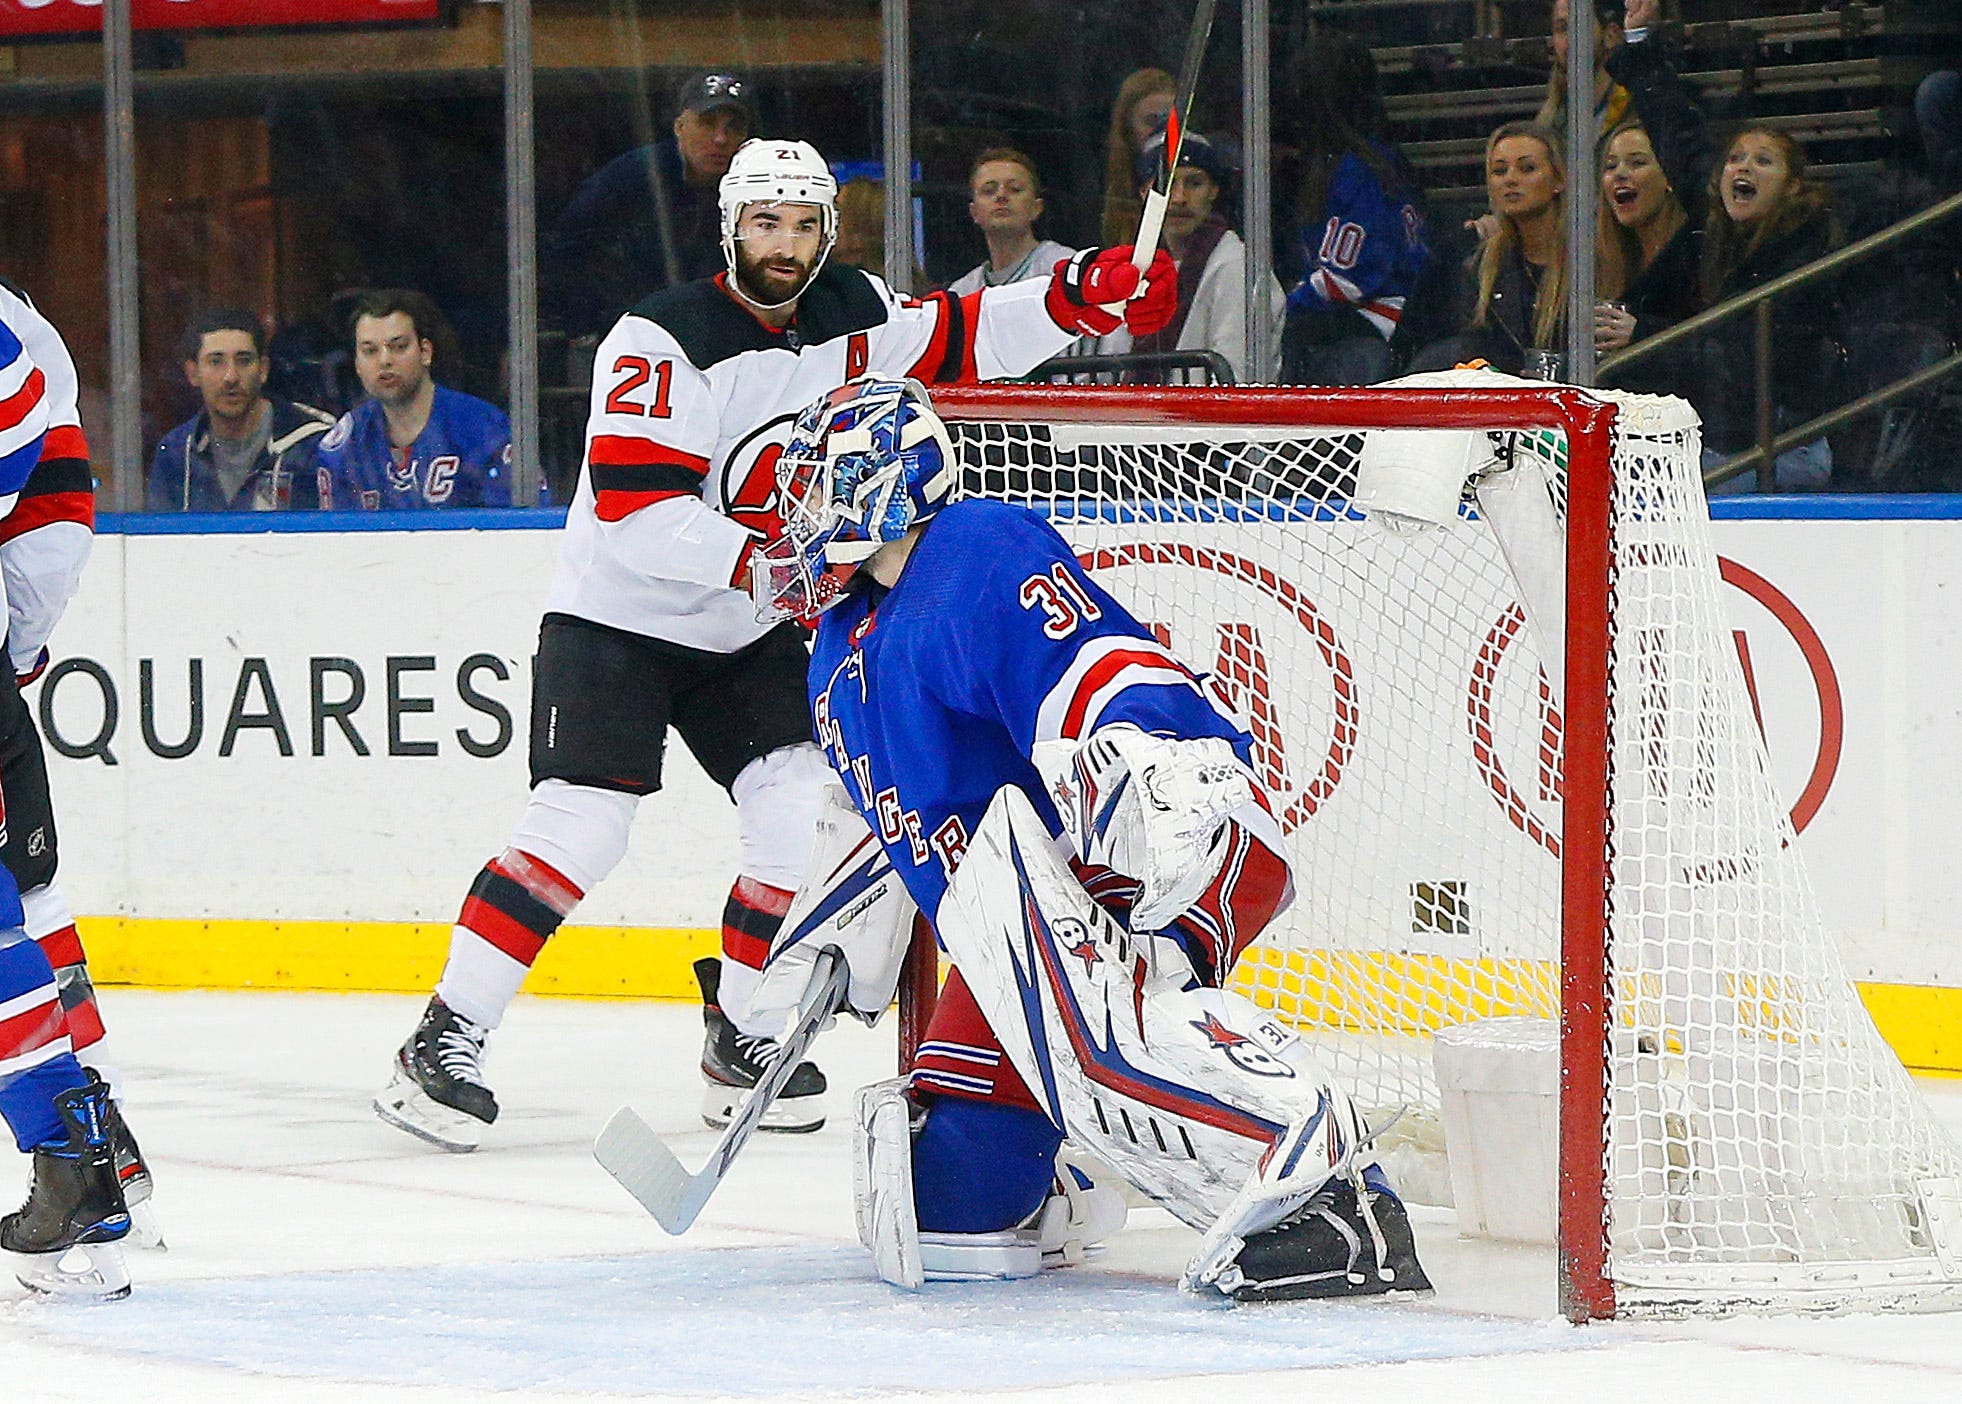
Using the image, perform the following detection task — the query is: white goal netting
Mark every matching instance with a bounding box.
[938,374,1962,1316]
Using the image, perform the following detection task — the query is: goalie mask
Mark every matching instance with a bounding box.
[751,377,958,624]
[719,139,839,309]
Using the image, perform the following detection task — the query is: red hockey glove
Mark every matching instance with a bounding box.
[1045,246,1178,338]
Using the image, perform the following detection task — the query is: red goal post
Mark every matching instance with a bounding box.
[895,379,1962,1321]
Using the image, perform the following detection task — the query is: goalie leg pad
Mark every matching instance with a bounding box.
[935,786,1363,1232]
[852,1078,922,1289]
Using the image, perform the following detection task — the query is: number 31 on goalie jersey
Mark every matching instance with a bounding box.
[1019,562,1104,639]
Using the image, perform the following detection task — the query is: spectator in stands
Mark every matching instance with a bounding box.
[1414,123,1569,377]
[1591,15,1712,375]
[1537,0,1631,140]
[1102,130,1284,384]
[541,71,758,339]
[1275,33,1429,385]
[1916,69,1961,187]
[949,148,1076,295]
[316,289,512,510]
[1695,126,1842,492]
[833,178,888,279]
[1100,67,1176,247]
[149,308,334,512]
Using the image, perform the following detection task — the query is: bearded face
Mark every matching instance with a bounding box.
[730,202,828,308]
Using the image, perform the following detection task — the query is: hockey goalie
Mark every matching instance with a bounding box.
[745,377,1432,1301]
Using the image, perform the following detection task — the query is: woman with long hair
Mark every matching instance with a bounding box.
[1100,68,1176,247]
[1276,32,1429,385]
[1696,124,1843,491]
[1412,122,1569,376]
[1592,121,1700,394]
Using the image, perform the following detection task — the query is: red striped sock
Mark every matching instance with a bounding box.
[435,849,585,1029]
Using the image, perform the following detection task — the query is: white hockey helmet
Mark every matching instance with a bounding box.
[718,139,839,302]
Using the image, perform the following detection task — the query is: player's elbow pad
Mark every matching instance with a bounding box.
[1033,724,1259,932]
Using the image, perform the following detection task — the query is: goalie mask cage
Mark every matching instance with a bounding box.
[924,376,1962,1322]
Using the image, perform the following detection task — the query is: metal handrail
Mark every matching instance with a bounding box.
[1022,350,1237,387]
[1597,187,1962,490]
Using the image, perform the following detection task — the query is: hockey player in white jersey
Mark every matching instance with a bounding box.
[747,377,1431,1300]
[376,139,1178,1150]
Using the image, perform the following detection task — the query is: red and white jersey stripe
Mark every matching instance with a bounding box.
[1033,634,1208,744]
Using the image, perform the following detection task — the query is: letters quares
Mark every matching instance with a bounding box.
[37,652,519,766]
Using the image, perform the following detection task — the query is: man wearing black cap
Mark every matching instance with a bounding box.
[543,71,761,339]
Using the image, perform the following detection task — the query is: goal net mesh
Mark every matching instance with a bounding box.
[940,377,1962,1312]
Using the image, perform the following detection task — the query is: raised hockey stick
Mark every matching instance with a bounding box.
[594,945,849,1234]
[1097,0,1222,320]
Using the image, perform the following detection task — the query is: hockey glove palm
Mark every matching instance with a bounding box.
[1045,246,1178,338]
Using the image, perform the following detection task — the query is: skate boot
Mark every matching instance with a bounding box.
[2,1076,133,1299]
[1218,1164,1433,1303]
[374,996,499,1152]
[696,957,827,1134]
[85,1071,164,1251]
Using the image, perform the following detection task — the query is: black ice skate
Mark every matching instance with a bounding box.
[1220,1165,1433,1303]
[374,996,499,1152]
[2,1076,133,1299]
[85,1070,164,1251]
[696,957,827,1134]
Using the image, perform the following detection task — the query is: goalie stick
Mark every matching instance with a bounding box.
[594,946,849,1234]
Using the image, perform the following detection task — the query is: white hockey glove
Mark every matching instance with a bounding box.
[1033,724,1258,932]
[749,780,920,1028]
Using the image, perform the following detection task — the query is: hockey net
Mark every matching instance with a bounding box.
[929,371,1962,1320]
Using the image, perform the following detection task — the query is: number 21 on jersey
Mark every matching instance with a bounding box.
[605,356,674,418]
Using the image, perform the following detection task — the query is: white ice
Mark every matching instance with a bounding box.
[4,990,1962,1402]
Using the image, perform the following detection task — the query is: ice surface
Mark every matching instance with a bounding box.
[3,990,1961,1402]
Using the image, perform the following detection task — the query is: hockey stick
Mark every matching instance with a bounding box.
[594,945,849,1234]
[1098,0,1223,318]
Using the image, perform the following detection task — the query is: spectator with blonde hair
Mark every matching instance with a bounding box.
[1414,123,1569,377]
[1100,67,1176,247]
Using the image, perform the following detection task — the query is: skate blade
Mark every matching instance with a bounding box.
[700,1084,824,1135]
[11,1241,132,1300]
[125,1201,167,1252]
[373,1075,485,1153]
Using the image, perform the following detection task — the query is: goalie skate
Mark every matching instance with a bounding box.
[1201,1165,1432,1303]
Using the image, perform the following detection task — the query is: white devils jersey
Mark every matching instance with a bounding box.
[544,264,1075,652]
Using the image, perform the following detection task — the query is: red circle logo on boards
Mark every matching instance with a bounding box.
[1084,546,1843,841]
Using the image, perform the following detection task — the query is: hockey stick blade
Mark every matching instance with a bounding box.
[595,946,849,1234]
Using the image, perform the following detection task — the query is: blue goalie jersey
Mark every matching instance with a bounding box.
[808,498,1256,922]
[315,384,512,510]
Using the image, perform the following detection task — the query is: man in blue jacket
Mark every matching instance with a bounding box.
[149,308,334,512]
[315,289,511,511]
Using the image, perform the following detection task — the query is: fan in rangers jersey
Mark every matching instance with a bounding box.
[743,377,1431,1301]
[374,138,1177,1151]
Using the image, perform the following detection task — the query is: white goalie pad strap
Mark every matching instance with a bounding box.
[935,785,1353,1230]
[751,780,919,1027]
[1032,724,1274,932]
[853,1077,923,1289]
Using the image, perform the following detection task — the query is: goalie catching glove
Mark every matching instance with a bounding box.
[1034,723,1288,936]
[1045,246,1178,338]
